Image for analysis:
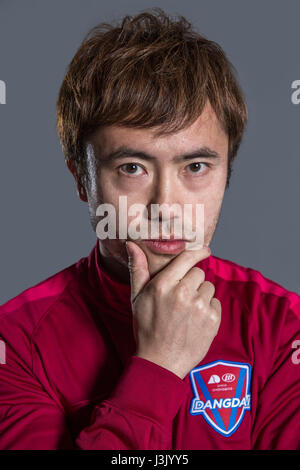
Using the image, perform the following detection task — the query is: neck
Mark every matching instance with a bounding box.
[98,241,131,284]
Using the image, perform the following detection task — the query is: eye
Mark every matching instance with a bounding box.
[118,163,145,176]
[185,162,208,175]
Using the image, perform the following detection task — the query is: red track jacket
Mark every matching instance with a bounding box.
[0,240,299,449]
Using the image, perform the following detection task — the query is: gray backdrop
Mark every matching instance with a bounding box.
[0,0,299,305]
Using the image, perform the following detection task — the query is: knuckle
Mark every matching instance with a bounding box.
[153,279,163,291]
[209,308,221,327]
[195,296,205,311]
[175,283,189,301]
[210,310,218,323]
[152,281,166,296]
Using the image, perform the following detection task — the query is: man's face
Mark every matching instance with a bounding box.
[83,101,228,279]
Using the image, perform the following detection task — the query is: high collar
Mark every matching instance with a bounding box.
[85,239,213,317]
[85,239,132,316]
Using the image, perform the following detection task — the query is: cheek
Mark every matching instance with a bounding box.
[88,173,121,220]
[89,183,148,239]
[200,176,226,231]
[204,198,222,233]
[94,171,116,201]
[96,170,149,205]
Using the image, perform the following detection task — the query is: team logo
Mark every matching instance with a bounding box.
[189,360,251,437]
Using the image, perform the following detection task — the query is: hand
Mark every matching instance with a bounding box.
[126,241,221,379]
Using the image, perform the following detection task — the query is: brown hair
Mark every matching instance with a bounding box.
[56,7,247,189]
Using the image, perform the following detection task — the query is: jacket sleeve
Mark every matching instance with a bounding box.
[75,356,189,450]
[0,330,74,449]
[251,301,300,450]
[0,322,188,450]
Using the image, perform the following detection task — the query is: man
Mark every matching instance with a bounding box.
[0,8,299,450]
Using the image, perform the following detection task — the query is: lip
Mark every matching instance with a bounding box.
[142,239,186,254]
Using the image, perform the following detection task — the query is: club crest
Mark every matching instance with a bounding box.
[189,360,251,437]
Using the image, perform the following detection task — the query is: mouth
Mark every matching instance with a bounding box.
[140,238,187,254]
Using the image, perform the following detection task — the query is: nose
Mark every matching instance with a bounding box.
[145,170,182,223]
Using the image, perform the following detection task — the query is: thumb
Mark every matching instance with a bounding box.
[125,241,150,302]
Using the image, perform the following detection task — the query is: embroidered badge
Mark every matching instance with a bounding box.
[189,360,251,437]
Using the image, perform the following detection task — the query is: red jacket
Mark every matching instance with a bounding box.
[0,240,299,449]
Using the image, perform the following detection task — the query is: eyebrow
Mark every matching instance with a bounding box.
[97,145,221,163]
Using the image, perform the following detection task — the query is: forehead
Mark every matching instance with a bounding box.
[90,101,228,160]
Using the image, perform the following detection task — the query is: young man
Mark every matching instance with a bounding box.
[0,9,299,450]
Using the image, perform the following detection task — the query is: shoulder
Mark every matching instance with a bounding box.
[0,254,89,338]
[208,254,300,316]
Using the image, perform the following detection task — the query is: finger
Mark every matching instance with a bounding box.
[210,297,222,314]
[179,267,205,291]
[155,245,211,286]
[126,241,150,302]
[197,280,215,302]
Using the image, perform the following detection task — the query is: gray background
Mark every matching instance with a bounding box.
[0,0,299,305]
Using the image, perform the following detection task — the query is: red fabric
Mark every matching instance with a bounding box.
[0,240,299,449]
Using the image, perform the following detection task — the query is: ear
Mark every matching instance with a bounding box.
[66,159,88,202]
